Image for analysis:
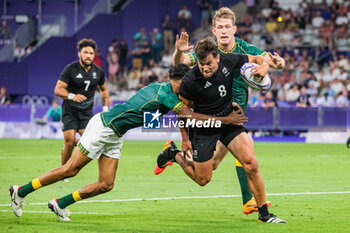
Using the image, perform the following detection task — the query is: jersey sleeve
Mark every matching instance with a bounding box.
[98,69,106,86]
[186,52,197,66]
[158,86,183,114]
[236,38,267,57]
[59,65,71,84]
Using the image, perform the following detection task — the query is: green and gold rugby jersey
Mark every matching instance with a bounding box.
[187,37,267,113]
[101,82,183,137]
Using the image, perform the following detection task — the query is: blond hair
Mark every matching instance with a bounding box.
[212,7,236,27]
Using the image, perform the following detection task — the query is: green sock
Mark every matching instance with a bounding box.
[57,190,82,209]
[17,182,35,198]
[236,165,253,204]
[57,194,75,209]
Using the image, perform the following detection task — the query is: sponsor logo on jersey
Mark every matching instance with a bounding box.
[204,81,212,88]
[76,73,83,79]
[92,72,97,79]
[222,67,229,77]
[143,110,162,129]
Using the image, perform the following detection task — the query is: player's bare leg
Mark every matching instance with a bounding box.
[212,141,228,170]
[48,154,118,221]
[175,153,213,186]
[62,129,78,165]
[78,155,118,198]
[40,148,91,186]
[226,132,266,207]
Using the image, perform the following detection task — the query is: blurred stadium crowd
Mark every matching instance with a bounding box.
[1,0,349,108]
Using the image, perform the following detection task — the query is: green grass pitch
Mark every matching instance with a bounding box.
[0,139,349,233]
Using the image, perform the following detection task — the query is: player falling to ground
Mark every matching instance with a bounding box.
[9,64,247,222]
[156,37,286,223]
[54,39,110,171]
[171,7,285,215]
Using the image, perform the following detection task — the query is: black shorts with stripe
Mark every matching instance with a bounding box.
[189,125,247,162]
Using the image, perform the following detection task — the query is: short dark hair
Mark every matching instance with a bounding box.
[168,64,190,80]
[77,38,97,52]
[194,37,218,61]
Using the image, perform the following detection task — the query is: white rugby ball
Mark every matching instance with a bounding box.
[240,62,271,91]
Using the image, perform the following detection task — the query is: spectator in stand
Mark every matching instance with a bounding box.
[137,71,150,90]
[141,40,151,67]
[131,40,142,70]
[160,50,172,68]
[336,88,349,107]
[118,39,129,70]
[43,98,62,122]
[177,5,192,32]
[127,68,141,90]
[149,70,159,83]
[25,45,33,56]
[312,11,324,29]
[13,44,25,63]
[133,27,148,45]
[93,49,102,68]
[317,92,334,107]
[106,51,119,84]
[286,84,300,101]
[0,20,12,40]
[335,11,348,26]
[162,14,175,52]
[265,16,277,33]
[151,28,162,63]
[0,86,11,104]
[262,91,277,110]
[108,40,120,56]
[296,86,314,107]
[197,0,211,28]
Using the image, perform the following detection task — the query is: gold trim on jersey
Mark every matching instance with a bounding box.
[218,43,237,54]
[187,53,196,66]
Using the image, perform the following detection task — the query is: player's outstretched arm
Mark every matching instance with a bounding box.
[172,32,193,66]
[54,80,87,103]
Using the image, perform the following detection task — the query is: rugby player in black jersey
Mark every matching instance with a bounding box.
[54,39,110,167]
[156,37,286,223]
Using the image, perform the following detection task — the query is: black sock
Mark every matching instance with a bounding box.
[169,148,180,162]
[258,204,269,218]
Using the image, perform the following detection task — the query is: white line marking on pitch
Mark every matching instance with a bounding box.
[0,210,115,215]
[0,191,349,207]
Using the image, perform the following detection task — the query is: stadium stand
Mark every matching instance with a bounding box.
[0,0,349,139]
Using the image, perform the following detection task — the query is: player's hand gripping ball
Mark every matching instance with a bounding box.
[240,62,271,91]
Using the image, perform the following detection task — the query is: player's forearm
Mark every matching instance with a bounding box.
[100,90,109,107]
[179,123,189,141]
[172,49,186,65]
[54,87,70,100]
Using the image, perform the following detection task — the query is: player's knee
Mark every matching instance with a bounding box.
[243,157,259,174]
[64,138,75,149]
[99,182,114,193]
[196,176,211,186]
[62,163,80,177]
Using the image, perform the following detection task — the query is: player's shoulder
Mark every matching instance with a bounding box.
[91,63,104,74]
[64,61,79,71]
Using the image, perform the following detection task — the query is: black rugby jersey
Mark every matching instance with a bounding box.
[59,61,105,110]
[179,53,248,116]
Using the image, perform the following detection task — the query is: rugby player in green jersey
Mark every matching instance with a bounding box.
[171,7,285,215]
[9,64,248,222]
